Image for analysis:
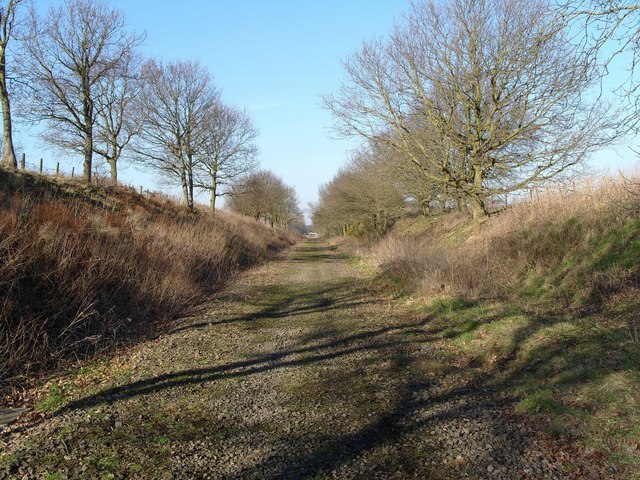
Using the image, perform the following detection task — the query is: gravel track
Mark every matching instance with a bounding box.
[1,240,613,479]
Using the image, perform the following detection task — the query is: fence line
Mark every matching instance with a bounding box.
[15,153,169,201]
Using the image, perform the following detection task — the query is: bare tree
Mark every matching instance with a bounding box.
[227,173,264,220]
[20,0,143,183]
[368,135,447,215]
[134,59,218,210]
[563,1,640,132]
[92,51,144,184]
[312,147,406,236]
[0,0,24,169]
[194,102,258,212]
[325,0,614,219]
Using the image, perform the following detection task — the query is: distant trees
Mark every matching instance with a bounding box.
[21,0,143,183]
[312,146,406,237]
[325,0,614,218]
[228,170,301,228]
[0,0,23,169]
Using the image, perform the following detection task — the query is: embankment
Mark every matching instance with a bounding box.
[0,169,294,382]
[364,175,640,473]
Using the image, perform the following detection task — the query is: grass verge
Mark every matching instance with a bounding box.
[364,174,640,475]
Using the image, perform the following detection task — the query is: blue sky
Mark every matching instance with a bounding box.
[22,0,413,215]
[18,0,639,218]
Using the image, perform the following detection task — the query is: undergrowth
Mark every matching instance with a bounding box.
[0,168,294,382]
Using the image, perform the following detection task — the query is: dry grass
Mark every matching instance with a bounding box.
[0,169,294,381]
[365,173,640,473]
[368,175,640,307]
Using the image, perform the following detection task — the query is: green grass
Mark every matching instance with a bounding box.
[0,453,17,467]
[422,295,640,474]
[515,390,566,415]
[531,218,640,308]
[370,190,640,474]
[36,383,69,412]
[43,473,65,480]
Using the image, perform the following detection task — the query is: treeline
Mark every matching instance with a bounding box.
[314,0,636,235]
[227,170,302,229]
[0,0,300,218]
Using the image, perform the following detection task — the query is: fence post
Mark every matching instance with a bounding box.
[39,158,43,173]
[20,153,25,170]
[71,167,75,178]
[55,162,60,175]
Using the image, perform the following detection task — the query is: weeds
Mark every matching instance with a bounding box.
[0,168,293,382]
[363,172,640,472]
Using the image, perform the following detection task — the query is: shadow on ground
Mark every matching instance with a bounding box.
[46,241,624,479]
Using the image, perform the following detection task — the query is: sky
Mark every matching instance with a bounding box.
[20,0,414,217]
[18,0,640,220]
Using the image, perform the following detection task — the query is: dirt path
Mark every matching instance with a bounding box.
[1,240,607,479]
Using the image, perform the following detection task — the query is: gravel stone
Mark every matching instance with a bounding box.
[0,241,619,479]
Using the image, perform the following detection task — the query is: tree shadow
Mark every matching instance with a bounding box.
[42,241,629,478]
[59,318,430,413]
[168,280,389,335]
[54,302,572,477]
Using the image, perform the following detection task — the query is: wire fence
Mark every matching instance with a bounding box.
[13,153,186,203]
[15,152,171,200]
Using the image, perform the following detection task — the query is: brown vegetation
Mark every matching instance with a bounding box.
[0,168,293,382]
[368,176,640,306]
[362,174,640,471]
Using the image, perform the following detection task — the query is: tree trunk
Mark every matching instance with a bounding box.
[420,200,430,216]
[0,44,16,169]
[180,169,190,208]
[471,164,488,219]
[109,158,118,184]
[186,156,194,211]
[380,209,387,232]
[83,129,93,183]
[82,73,93,183]
[470,196,488,219]
[210,171,217,212]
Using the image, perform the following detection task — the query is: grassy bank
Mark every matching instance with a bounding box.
[364,175,640,473]
[0,168,294,384]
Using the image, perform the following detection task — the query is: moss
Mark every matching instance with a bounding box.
[36,383,69,413]
[43,473,66,480]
